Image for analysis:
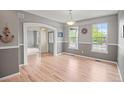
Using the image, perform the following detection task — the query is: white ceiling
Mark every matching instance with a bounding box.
[28,26,53,32]
[25,10,118,23]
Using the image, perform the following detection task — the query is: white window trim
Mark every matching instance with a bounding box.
[91,23,108,54]
[91,47,108,54]
[68,46,79,50]
[68,26,79,50]
[91,43,108,54]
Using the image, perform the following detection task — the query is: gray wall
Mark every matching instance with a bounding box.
[27,31,35,48]
[0,10,119,78]
[48,43,54,53]
[0,11,19,77]
[18,46,24,65]
[34,31,38,48]
[48,32,54,54]
[17,11,64,64]
[118,11,124,81]
[0,10,64,77]
[17,10,64,44]
[63,15,118,61]
[27,31,38,48]
[0,48,19,78]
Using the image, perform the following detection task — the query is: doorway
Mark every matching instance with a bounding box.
[48,31,54,54]
[27,31,40,55]
[40,30,48,54]
[23,23,57,65]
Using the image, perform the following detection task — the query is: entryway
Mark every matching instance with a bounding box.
[23,23,57,65]
[27,31,40,55]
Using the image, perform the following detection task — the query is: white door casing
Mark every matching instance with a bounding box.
[23,23,57,65]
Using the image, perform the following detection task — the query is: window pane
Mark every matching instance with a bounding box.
[69,37,76,43]
[69,30,77,37]
[92,23,108,53]
[69,37,77,48]
[68,27,78,49]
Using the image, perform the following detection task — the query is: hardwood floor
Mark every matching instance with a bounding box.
[0,53,121,82]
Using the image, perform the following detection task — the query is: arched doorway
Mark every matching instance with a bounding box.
[23,23,58,65]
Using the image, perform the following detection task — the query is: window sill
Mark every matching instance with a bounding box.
[91,49,108,54]
[68,47,79,50]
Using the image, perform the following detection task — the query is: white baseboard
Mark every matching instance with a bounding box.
[19,64,28,68]
[62,52,123,81]
[19,64,24,67]
[0,46,19,49]
[62,52,117,64]
[57,53,62,55]
[117,64,123,82]
[0,72,20,81]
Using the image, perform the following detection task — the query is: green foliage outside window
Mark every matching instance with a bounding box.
[68,27,78,48]
[92,25,107,45]
[69,29,78,43]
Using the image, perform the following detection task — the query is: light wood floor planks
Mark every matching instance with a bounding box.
[0,53,121,82]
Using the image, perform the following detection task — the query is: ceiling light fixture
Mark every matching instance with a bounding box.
[66,10,75,26]
[41,27,47,31]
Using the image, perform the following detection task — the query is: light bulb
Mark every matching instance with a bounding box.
[67,21,75,25]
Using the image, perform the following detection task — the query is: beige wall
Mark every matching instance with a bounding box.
[0,11,19,47]
[0,11,19,77]
[40,30,48,53]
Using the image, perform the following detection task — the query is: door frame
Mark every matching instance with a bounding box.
[23,23,58,65]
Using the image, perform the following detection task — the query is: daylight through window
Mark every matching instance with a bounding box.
[92,23,108,53]
[68,27,78,49]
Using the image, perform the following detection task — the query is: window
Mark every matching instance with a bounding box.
[92,23,108,53]
[68,27,78,49]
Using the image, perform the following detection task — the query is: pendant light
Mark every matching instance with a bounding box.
[66,10,75,26]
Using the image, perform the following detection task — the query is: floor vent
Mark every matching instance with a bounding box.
[95,59,102,62]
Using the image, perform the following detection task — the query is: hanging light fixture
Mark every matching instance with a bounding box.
[40,27,47,31]
[66,10,75,26]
